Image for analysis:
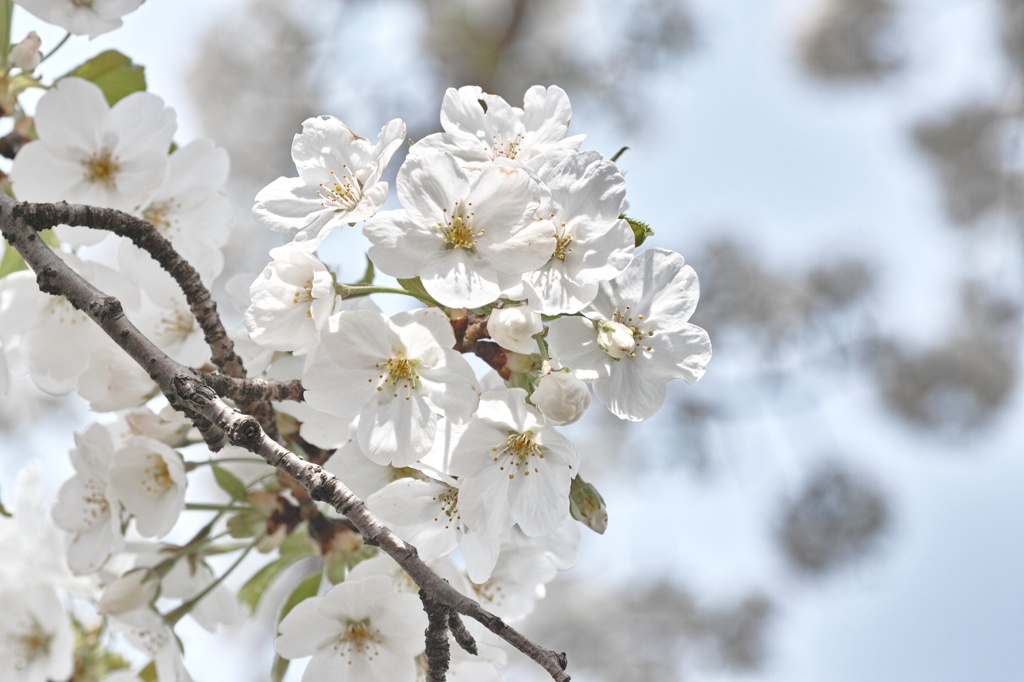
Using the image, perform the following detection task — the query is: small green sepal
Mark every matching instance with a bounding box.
[621,214,654,247]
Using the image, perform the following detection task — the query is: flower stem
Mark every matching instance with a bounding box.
[164,538,260,627]
[0,0,13,73]
[185,502,249,512]
[36,32,70,68]
[335,282,435,305]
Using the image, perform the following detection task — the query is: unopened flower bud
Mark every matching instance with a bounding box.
[98,568,160,615]
[596,319,635,359]
[10,32,42,72]
[487,305,543,354]
[533,372,591,425]
[569,474,608,534]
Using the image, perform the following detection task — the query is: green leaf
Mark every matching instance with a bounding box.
[358,255,375,285]
[0,238,27,279]
[238,526,313,611]
[610,146,629,163]
[271,655,290,682]
[396,276,442,307]
[138,661,157,682]
[226,510,259,539]
[237,558,290,612]
[210,464,248,502]
[278,524,314,563]
[279,571,322,623]
[0,496,10,518]
[61,50,146,106]
[621,214,654,248]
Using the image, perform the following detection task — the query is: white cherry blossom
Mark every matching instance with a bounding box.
[412,85,585,175]
[111,608,192,682]
[161,555,239,633]
[118,253,210,367]
[130,138,233,282]
[441,387,579,537]
[322,420,422,499]
[15,0,144,37]
[253,116,406,244]
[367,474,501,583]
[0,257,136,395]
[547,248,713,420]
[98,568,160,616]
[304,307,480,466]
[0,585,74,682]
[1,462,92,593]
[76,346,156,412]
[108,437,187,538]
[0,339,9,399]
[52,423,124,575]
[522,151,635,314]
[11,78,175,233]
[245,241,337,353]
[275,574,426,682]
[363,150,554,308]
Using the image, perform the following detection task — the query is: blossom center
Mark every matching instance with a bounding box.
[143,200,174,233]
[335,619,382,657]
[317,166,364,212]
[144,457,173,493]
[552,227,573,262]
[72,0,94,6]
[491,132,524,160]
[373,356,421,398]
[600,305,655,359]
[158,304,195,341]
[440,202,482,251]
[293,278,315,317]
[82,149,120,189]
[491,432,544,480]
[430,486,461,529]
[82,478,110,525]
[9,619,51,670]
[472,579,505,607]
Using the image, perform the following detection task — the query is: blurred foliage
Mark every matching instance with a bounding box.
[523,579,773,680]
[696,237,874,351]
[420,0,697,124]
[778,461,889,574]
[912,104,1024,229]
[871,282,1020,434]
[1000,0,1024,78]
[797,0,903,83]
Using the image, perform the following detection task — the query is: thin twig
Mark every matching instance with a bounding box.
[448,611,478,655]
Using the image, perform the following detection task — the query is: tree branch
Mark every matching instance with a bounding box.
[201,372,304,403]
[0,197,571,682]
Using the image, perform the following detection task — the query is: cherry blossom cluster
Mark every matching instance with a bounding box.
[0,2,711,680]
[244,86,712,677]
